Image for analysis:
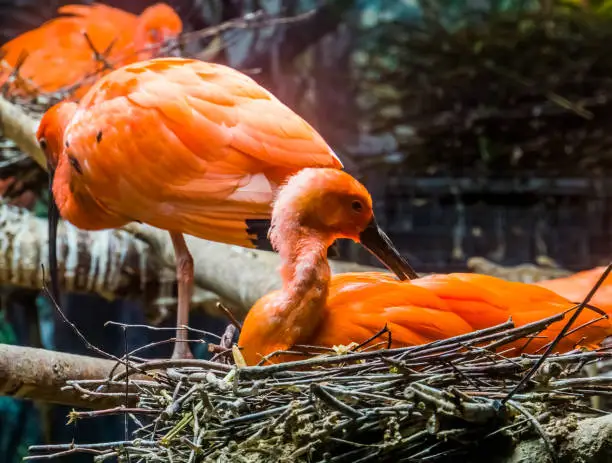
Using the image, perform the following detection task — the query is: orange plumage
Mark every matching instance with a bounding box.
[536,266,612,315]
[40,57,344,243]
[238,169,612,365]
[0,3,182,99]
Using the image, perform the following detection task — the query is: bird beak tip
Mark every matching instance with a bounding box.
[358,217,418,281]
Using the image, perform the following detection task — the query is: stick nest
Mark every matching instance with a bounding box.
[27,311,612,462]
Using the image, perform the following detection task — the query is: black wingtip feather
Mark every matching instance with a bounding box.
[246,218,273,251]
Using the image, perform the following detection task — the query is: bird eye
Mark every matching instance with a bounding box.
[39,138,47,150]
[351,200,364,213]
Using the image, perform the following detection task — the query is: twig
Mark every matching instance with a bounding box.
[310,384,364,419]
[503,263,612,403]
[41,279,124,365]
[215,302,243,331]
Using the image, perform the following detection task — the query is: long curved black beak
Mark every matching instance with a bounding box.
[359,217,418,280]
[47,160,61,304]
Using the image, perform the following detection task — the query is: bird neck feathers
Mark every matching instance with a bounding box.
[271,219,333,341]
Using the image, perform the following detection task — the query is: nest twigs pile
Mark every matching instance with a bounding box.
[356,2,612,175]
[26,300,612,462]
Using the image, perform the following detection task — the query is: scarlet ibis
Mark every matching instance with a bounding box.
[37,57,417,359]
[238,168,612,365]
[1,3,182,98]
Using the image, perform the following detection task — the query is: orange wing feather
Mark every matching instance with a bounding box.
[410,273,570,329]
[317,275,474,348]
[0,3,181,98]
[417,273,611,353]
[57,58,342,247]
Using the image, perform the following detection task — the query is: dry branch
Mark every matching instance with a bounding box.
[0,94,45,168]
[0,343,133,409]
[126,222,383,311]
[0,203,221,317]
[468,257,573,282]
[0,202,384,315]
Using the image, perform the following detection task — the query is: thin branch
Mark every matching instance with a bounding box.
[0,94,45,168]
[503,263,612,403]
[0,343,136,409]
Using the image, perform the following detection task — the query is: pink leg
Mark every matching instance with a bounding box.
[169,231,194,359]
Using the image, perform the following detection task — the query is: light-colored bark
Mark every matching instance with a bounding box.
[0,203,221,316]
[0,343,132,409]
[0,202,387,316]
[467,256,573,283]
[0,95,45,168]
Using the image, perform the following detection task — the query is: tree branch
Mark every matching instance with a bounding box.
[124,222,383,311]
[0,203,385,316]
[0,343,132,409]
[0,95,45,168]
[0,203,221,317]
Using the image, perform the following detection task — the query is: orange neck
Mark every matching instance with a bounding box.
[274,224,333,345]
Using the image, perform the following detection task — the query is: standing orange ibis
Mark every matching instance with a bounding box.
[237,168,612,365]
[37,57,418,359]
[1,3,182,98]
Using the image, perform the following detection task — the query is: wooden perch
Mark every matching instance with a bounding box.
[125,222,384,311]
[0,95,45,168]
[0,343,132,409]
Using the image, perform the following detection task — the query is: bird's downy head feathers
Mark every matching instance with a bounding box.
[37,101,77,170]
[271,168,418,280]
[271,168,374,245]
[135,3,183,55]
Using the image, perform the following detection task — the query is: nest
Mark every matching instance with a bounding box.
[26,306,612,462]
[355,2,612,176]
